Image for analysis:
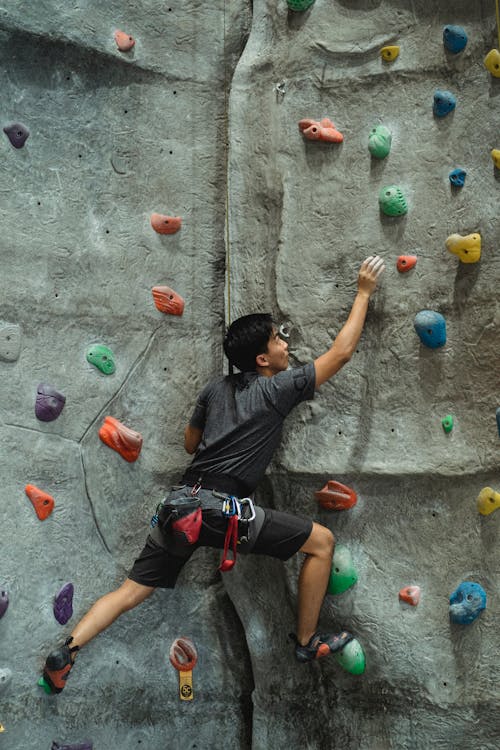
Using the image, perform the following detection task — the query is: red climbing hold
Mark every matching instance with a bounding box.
[399,585,421,606]
[152,286,185,316]
[98,416,143,462]
[150,213,182,235]
[114,30,135,51]
[298,118,344,143]
[169,637,198,671]
[396,255,417,273]
[25,484,55,521]
[314,480,357,510]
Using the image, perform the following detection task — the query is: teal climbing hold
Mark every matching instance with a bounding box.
[327,545,358,595]
[287,0,315,10]
[86,344,116,375]
[379,185,408,217]
[368,125,391,159]
[414,310,446,348]
[335,638,366,675]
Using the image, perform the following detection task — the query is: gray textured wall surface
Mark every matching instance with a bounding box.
[0,1,499,748]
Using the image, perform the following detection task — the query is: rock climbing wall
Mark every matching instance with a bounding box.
[0,0,499,748]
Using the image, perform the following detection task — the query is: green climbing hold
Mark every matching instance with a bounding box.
[38,676,53,694]
[335,638,366,675]
[86,344,116,375]
[327,544,358,595]
[368,125,392,159]
[442,415,453,433]
[287,0,315,10]
[379,185,408,217]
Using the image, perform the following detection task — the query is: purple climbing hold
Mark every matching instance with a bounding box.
[35,383,66,422]
[0,589,8,619]
[51,743,93,750]
[3,122,29,149]
[53,582,74,625]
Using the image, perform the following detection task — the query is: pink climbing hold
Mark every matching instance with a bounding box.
[298,118,344,143]
[314,480,357,510]
[152,286,185,316]
[114,30,135,51]
[150,214,182,235]
[98,416,143,462]
[399,585,421,606]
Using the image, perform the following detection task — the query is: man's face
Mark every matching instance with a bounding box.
[262,328,289,373]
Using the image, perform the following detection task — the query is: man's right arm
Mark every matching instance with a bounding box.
[314,256,384,388]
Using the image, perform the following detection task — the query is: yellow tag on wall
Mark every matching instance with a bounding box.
[179,669,194,701]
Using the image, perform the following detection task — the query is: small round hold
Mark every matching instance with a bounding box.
[3,122,29,149]
[441,414,453,433]
[443,25,467,54]
[399,585,421,606]
[449,582,486,625]
[491,149,500,169]
[286,0,316,10]
[414,310,446,349]
[449,168,466,187]
[379,185,408,217]
[477,486,500,516]
[150,213,182,235]
[114,30,135,51]
[380,45,400,62]
[484,48,500,77]
[433,90,456,118]
[368,125,391,159]
[396,255,417,273]
[35,383,66,421]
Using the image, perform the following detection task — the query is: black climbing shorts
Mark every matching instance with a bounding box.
[128,506,313,589]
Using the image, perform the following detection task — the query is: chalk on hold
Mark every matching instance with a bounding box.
[35,383,66,422]
[484,49,500,77]
[433,90,456,117]
[399,585,421,606]
[315,480,357,510]
[449,168,466,187]
[0,590,8,619]
[114,30,135,51]
[25,484,55,520]
[98,416,143,462]
[414,310,446,348]
[86,344,116,375]
[287,0,316,9]
[396,255,417,273]
[449,582,486,625]
[150,213,182,235]
[441,415,453,433]
[298,118,343,143]
[368,125,391,158]
[380,45,399,62]
[491,149,500,169]
[152,286,185,316]
[379,185,408,217]
[0,323,21,362]
[335,638,365,675]
[54,583,74,625]
[445,232,481,264]
[3,122,29,148]
[443,25,467,54]
[51,742,93,750]
[327,545,358,595]
[477,487,500,516]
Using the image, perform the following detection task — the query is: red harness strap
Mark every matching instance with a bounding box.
[219,514,238,572]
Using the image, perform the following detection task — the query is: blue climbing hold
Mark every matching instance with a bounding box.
[449,168,466,187]
[433,90,456,118]
[449,582,486,625]
[414,311,446,349]
[443,25,467,54]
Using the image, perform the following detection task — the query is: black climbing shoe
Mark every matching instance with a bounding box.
[290,630,354,663]
[40,637,79,694]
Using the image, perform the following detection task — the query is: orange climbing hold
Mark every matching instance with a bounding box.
[98,416,143,462]
[397,255,417,273]
[150,214,182,235]
[114,30,135,51]
[399,585,421,606]
[298,118,344,143]
[25,484,55,521]
[152,286,185,316]
[314,480,357,510]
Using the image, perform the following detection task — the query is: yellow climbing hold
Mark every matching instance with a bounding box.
[0,723,4,732]
[477,487,500,516]
[445,233,481,264]
[491,149,500,168]
[484,48,500,77]
[380,45,400,62]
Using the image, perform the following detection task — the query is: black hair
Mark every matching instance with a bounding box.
[223,313,275,372]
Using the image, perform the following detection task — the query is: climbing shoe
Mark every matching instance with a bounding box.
[40,637,79,693]
[290,630,354,663]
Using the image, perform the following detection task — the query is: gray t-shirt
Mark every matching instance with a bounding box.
[186,362,316,494]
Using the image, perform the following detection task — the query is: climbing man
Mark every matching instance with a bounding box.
[41,255,384,693]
